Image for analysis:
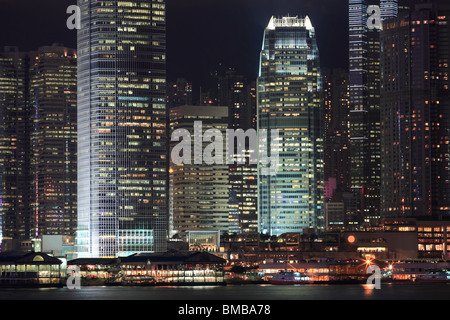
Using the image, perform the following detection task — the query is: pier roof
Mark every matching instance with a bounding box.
[0,251,62,265]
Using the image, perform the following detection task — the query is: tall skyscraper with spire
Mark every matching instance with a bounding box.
[76,0,168,258]
[257,16,324,236]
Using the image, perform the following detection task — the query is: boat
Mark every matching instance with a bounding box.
[415,271,450,283]
[269,271,313,285]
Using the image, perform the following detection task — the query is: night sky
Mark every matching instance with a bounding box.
[0,0,349,86]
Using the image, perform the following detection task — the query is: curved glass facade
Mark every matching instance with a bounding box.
[257,16,324,236]
[76,0,168,257]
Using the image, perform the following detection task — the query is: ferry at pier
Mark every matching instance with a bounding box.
[269,271,314,285]
[415,271,450,283]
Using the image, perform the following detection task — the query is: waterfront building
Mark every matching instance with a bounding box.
[66,257,120,284]
[257,15,324,236]
[416,220,450,259]
[119,252,226,285]
[67,251,226,285]
[76,0,169,257]
[0,251,63,287]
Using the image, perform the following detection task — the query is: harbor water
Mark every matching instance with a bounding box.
[0,283,449,300]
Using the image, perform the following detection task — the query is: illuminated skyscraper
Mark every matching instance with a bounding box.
[257,16,324,236]
[0,47,31,243]
[348,0,398,225]
[409,1,450,219]
[381,1,450,219]
[217,69,258,235]
[29,45,78,238]
[380,4,411,217]
[169,105,229,235]
[1,45,78,247]
[76,0,168,257]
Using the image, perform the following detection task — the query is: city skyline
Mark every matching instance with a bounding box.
[1,0,450,305]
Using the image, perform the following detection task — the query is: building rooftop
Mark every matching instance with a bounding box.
[121,251,226,265]
[0,251,62,265]
[67,258,120,266]
[267,16,314,31]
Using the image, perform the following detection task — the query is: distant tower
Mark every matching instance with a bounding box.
[323,69,351,198]
[0,48,31,242]
[29,45,78,237]
[216,69,258,235]
[257,16,324,236]
[169,105,230,235]
[0,45,78,246]
[381,1,450,219]
[348,0,398,226]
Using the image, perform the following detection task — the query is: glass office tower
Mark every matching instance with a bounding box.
[76,0,168,257]
[257,16,324,236]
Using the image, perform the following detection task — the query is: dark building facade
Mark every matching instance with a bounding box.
[0,45,78,246]
[29,45,78,237]
[0,47,31,242]
[380,1,450,219]
[349,0,399,225]
[323,69,351,199]
[217,69,258,235]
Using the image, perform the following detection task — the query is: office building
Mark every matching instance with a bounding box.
[169,105,229,236]
[348,0,398,225]
[29,45,78,237]
[216,68,258,235]
[0,47,31,243]
[323,69,351,199]
[380,1,450,219]
[76,0,168,257]
[257,16,324,236]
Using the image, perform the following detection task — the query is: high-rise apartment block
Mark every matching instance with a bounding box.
[0,45,77,248]
[381,0,450,219]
